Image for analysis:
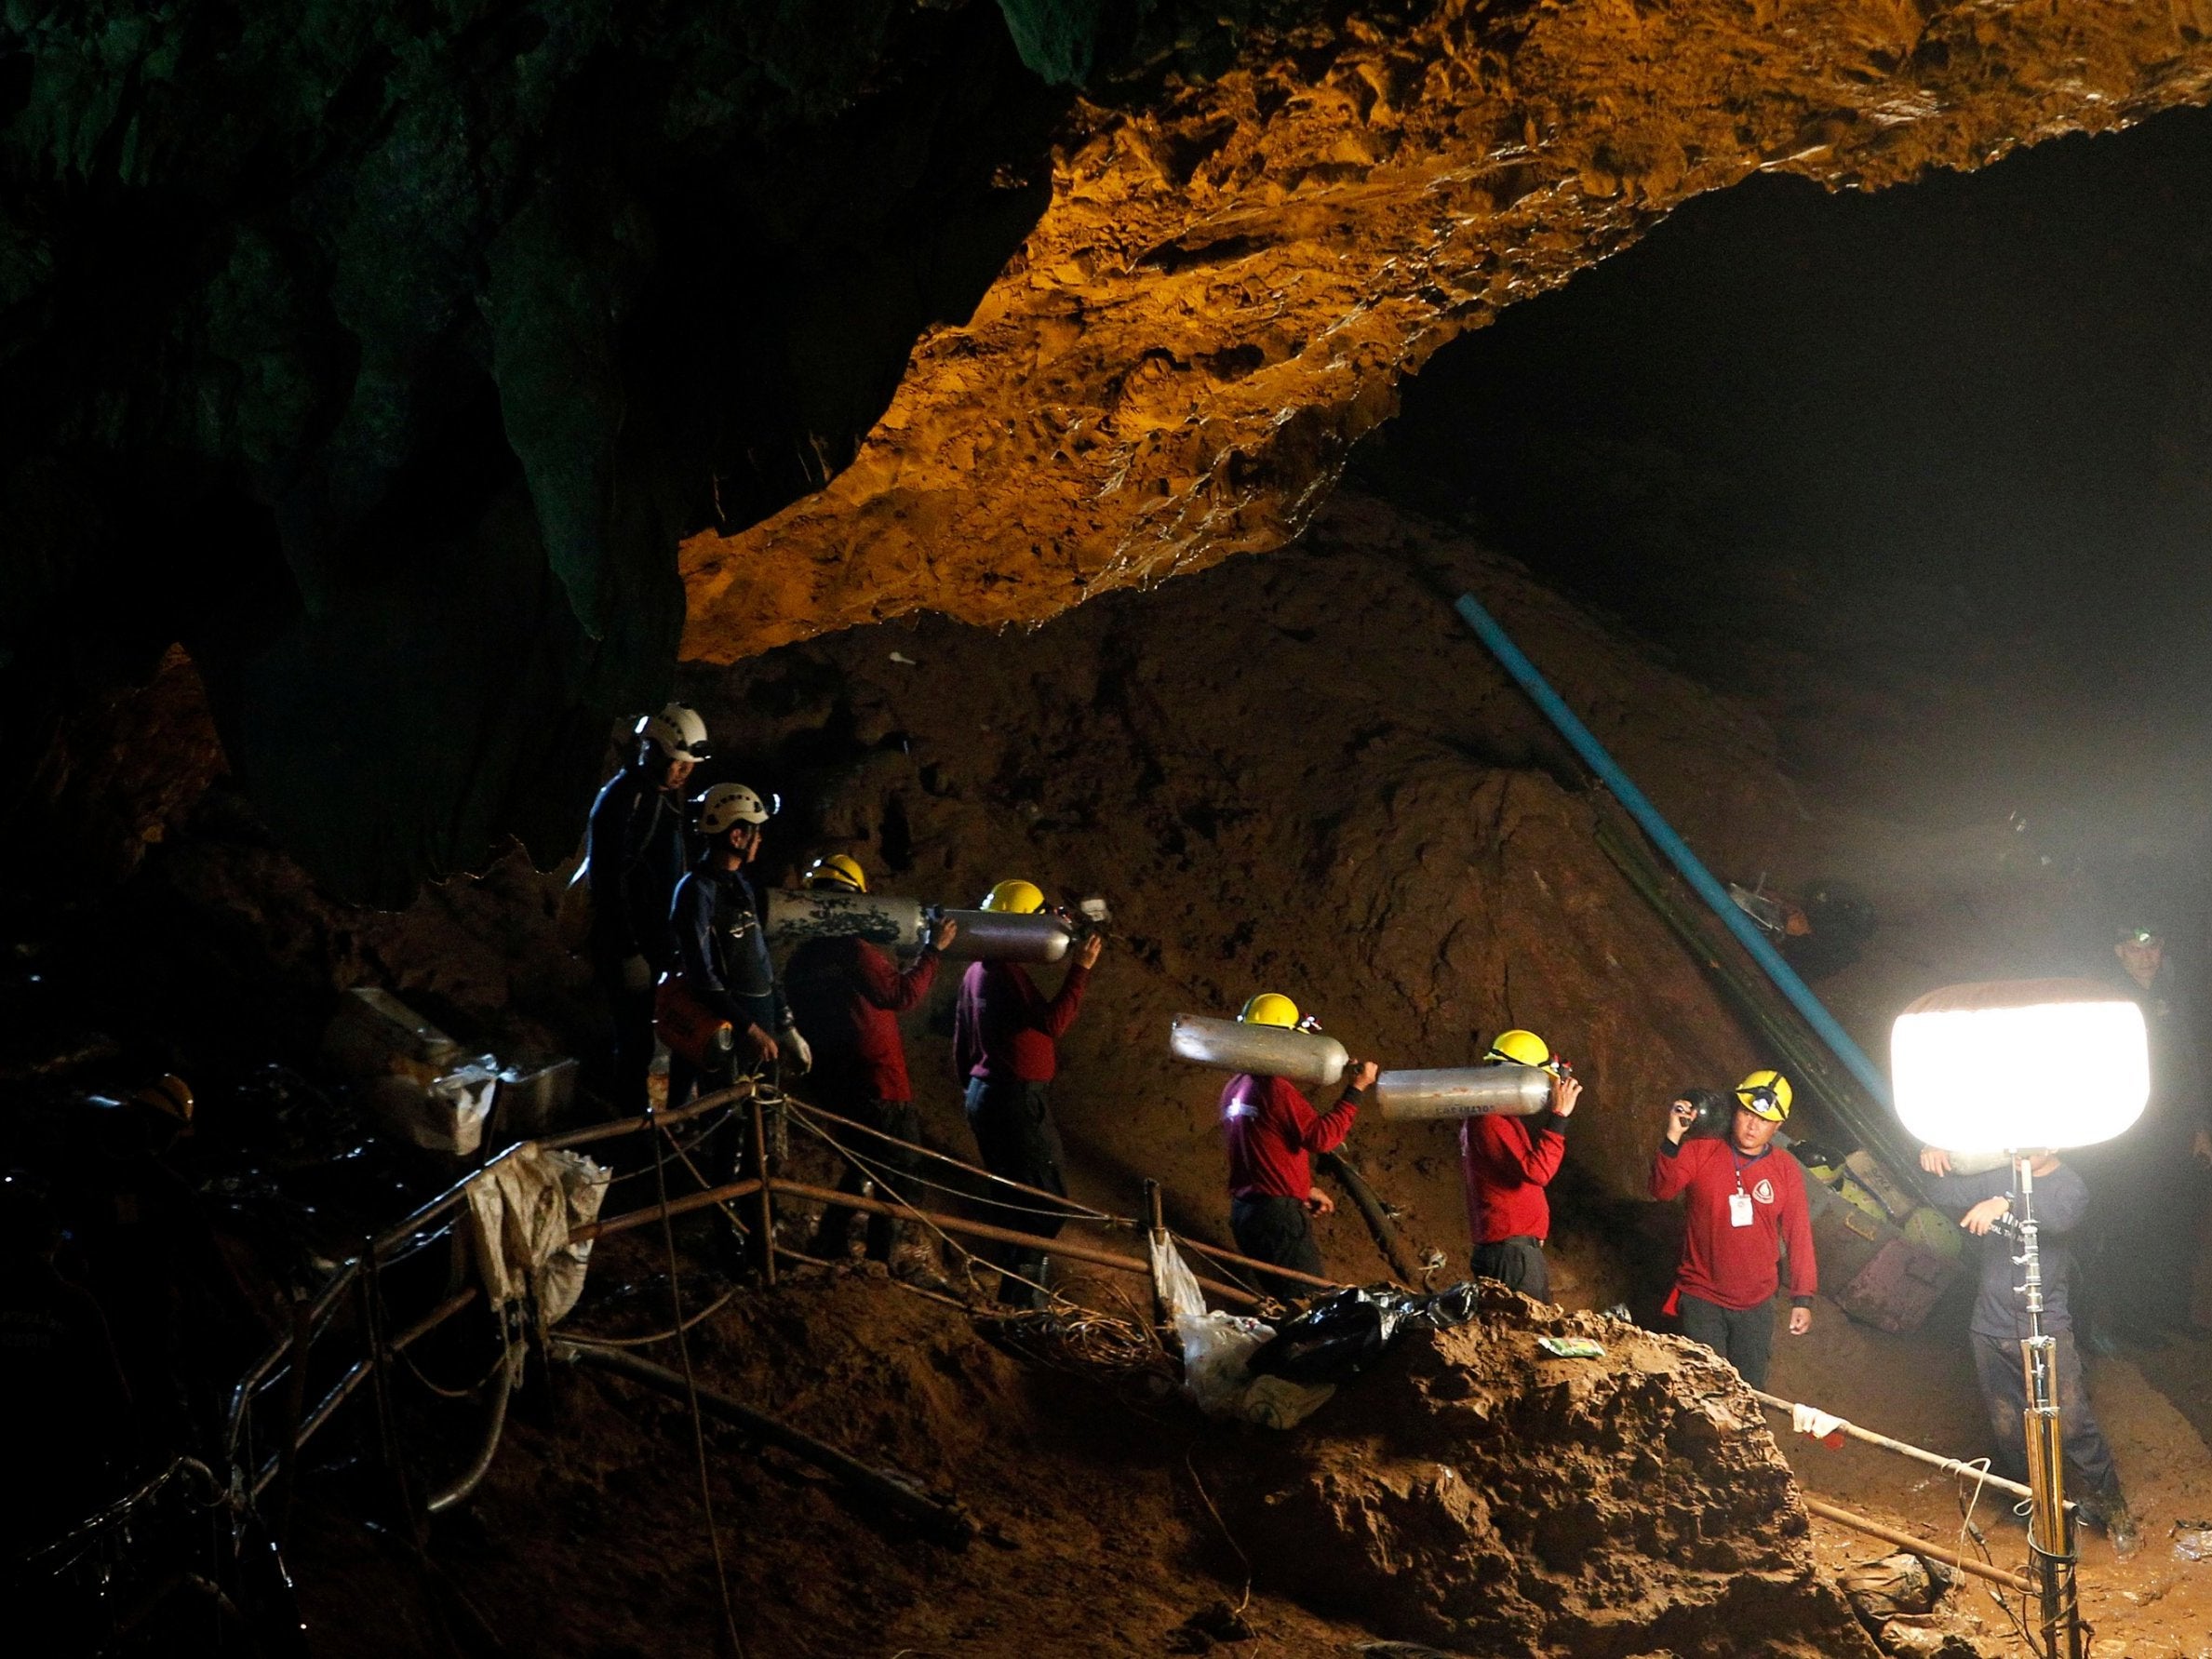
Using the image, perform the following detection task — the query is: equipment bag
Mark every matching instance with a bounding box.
[654,974,735,1069]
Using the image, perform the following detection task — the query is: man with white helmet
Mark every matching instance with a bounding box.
[669,782,804,1097]
[584,702,709,1114]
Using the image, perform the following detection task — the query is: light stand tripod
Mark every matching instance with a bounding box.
[2010,1153,2083,1659]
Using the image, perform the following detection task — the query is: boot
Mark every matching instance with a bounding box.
[2104,1493,2142,1561]
[2079,1482,2141,1561]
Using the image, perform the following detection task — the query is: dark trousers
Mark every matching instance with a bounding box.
[1970,1329,2118,1497]
[1678,1292,1776,1390]
[1470,1236,1549,1302]
[1230,1195,1324,1304]
[597,963,658,1117]
[964,1077,1067,1304]
[814,1096,923,1262]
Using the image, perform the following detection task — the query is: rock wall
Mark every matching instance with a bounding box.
[8,3,2212,894]
[680,0,2212,662]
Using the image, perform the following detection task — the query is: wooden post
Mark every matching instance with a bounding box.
[751,1092,777,1286]
[1801,1495,2033,1595]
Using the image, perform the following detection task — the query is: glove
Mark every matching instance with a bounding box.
[1791,1402,1845,1445]
[781,1023,812,1076]
[619,954,653,994]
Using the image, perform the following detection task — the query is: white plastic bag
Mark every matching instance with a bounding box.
[1175,1309,1337,1428]
[1176,1310,1277,1414]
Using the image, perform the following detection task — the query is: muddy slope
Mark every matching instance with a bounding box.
[293,1261,1877,1658]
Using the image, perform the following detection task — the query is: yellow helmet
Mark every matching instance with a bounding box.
[1736,1069,1793,1123]
[1483,1029,1552,1069]
[1238,992,1299,1028]
[981,878,1044,914]
[804,853,867,893]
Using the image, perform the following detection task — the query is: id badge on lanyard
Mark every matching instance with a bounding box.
[1728,1157,1755,1227]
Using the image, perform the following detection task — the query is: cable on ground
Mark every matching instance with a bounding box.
[649,1106,747,1659]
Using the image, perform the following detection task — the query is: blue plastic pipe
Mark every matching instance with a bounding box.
[1455,592,1893,1108]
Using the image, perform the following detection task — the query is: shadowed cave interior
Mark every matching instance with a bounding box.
[8,9,2212,1657]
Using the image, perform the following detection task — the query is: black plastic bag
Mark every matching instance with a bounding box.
[1247,1283,1485,1385]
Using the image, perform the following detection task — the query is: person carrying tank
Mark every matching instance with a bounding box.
[1458,1028,1582,1303]
[668,783,810,1212]
[1651,1070,1816,1389]
[783,853,957,1266]
[585,703,710,1114]
[1917,1144,2139,1558]
[1217,993,1377,1303]
[950,878,1103,1307]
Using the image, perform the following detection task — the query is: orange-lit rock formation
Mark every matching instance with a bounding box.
[683,0,2212,661]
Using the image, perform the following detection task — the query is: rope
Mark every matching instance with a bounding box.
[776,1108,1073,1311]
[648,1108,746,1659]
[784,1099,1119,1224]
[394,1334,515,1402]
[1184,1447,1253,1615]
[786,1097,1307,1311]
[560,1285,740,1350]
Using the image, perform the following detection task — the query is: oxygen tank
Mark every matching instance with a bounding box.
[1375,1064,1552,1122]
[932,907,1073,964]
[1168,1014,1348,1090]
[764,889,925,951]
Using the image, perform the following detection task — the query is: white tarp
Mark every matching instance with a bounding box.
[464,1143,610,1323]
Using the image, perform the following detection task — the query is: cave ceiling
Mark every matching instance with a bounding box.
[682,0,2212,661]
[6,1,2211,896]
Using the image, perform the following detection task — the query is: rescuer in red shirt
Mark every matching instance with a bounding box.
[783,854,957,1266]
[1217,993,1378,1302]
[1650,1069,1817,1389]
[1459,1027,1583,1303]
[951,878,1105,1306]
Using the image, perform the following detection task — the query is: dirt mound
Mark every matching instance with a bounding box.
[293,1261,1888,1657]
[296,1263,1385,1657]
[1222,1296,1877,1658]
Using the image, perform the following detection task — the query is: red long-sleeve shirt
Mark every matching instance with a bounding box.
[783,937,940,1104]
[1649,1137,1817,1311]
[1221,1073,1361,1200]
[1460,1112,1568,1244]
[953,959,1091,1084]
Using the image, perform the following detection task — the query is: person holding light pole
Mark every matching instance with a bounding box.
[1651,1071,1816,1389]
[1918,1143,2138,1558]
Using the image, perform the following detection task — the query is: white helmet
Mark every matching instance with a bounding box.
[637,702,710,762]
[698,783,772,836]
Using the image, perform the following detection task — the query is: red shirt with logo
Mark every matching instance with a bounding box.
[1649,1137,1817,1310]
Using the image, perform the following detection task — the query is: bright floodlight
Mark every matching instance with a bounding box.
[1891,979,2148,1154]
